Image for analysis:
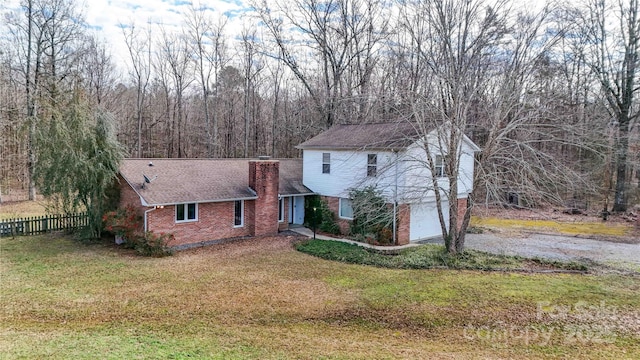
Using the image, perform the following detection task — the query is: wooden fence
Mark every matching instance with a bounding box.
[0,213,89,237]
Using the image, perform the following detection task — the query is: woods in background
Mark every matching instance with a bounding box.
[0,0,638,212]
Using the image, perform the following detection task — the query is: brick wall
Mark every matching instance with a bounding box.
[249,160,280,237]
[456,197,468,232]
[322,196,351,235]
[396,203,411,245]
[147,201,254,247]
[322,195,410,245]
[118,158,283,248]
[117,175,145,233]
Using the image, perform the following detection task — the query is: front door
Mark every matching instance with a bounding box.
[288,196,306,225]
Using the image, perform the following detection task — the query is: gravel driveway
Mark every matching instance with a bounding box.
[463,233,640,271]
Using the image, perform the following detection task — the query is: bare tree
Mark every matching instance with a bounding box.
[156,25,194,158]
[572,0,640,212]
[184,6,228,157]
[239,26,265,157]
[79,35,116,106]
[252,0,389,128]
[394,0,600,253]
[121,21,152,157]
[6,0,85,200]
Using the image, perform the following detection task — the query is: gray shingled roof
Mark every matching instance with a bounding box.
[296,122,423,150]
[119,159,312,206]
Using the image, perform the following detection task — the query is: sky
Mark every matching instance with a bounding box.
[3,0,251,72]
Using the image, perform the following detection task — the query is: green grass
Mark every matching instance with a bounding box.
[1,234,639,359]
[296,239,588,271]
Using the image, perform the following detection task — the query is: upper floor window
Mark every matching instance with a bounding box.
[176,203,197,222]
[435,155,445,178]
[322,153,331,174]
[234,200,244,227]
[339,198,353,220]
[367,154,377,177]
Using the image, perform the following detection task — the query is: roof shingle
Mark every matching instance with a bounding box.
[119,159,311,206]
[296,122,422,150]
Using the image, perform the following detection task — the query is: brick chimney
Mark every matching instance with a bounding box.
[249,158,280,237]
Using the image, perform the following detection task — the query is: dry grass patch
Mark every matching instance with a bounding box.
[1,234,639,359]
[472,216,632,237]
[0,200,49,219]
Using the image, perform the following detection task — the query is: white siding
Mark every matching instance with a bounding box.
[410,200,449,241]
[457,139,476,195]
[397,136,477,203]
[302,149,399,200]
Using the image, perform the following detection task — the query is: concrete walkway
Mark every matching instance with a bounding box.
[289,227,420,251]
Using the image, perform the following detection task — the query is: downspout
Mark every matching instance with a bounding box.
[144,206,157,233]
[393,150,399,245]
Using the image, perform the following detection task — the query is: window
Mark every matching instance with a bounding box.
[322,153,330,174]
[234,200,244,227]
[176,203,197,222]
[339,198,353,220]
[367,154,377,177]
[278,198,284,223]
[435,155,445,178]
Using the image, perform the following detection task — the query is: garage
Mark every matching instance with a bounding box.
[409,201,449,241]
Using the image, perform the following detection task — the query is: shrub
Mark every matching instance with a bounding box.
[305,195,341,235]
[102,205,142,239]
[296,239,588,271]
[103,206,172,257]
[133,232,173,257]
[349,187,394,244]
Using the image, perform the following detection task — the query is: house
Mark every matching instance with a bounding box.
[296,122,480,245]
[118,158,313,247]
[117,122,479,247]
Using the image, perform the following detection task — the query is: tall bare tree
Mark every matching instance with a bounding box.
[573,0,640,212]
[185,6,228,157]
[121,21,152,157]
[6,0,85,200]
[157,25,193,158]
[252,0,389,128]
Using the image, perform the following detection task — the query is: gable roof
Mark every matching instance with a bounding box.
[296,122,423,151]
[119,158,312,206]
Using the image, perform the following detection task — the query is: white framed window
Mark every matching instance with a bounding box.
[278,198,285,223]
[234,200,244,227]
[339,198,353,220]
[322,153,330,174]
[367,154,377,177]
[435,155,445,178]
[176,203,197,223]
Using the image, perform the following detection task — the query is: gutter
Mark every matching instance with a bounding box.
[144,206,157,233]
[145,195,259,208]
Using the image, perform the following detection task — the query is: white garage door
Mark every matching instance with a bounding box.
[409,201,449,241]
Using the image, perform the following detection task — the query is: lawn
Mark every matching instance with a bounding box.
[0,200,49,220]
[1,234,639,359]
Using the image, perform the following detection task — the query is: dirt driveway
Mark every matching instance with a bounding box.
[464,233,640,272]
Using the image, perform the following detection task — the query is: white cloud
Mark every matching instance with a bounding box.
[4,0,251,73]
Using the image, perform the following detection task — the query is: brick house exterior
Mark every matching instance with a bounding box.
[118,158,312,247]
[118,123,479,247]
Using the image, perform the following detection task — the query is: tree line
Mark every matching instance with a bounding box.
[0,0,638,216]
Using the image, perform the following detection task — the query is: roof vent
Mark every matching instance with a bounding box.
[148,161,154,167]
[258,155,271,160]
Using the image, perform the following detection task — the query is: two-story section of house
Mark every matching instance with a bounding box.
[297,122,480,245]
